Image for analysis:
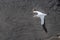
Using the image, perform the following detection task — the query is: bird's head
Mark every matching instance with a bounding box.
[32,8,38,15]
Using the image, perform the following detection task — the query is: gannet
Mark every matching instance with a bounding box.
[33,9,48,33]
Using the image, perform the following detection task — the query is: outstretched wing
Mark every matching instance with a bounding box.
[39,16,48,33]
[40,16,45,25]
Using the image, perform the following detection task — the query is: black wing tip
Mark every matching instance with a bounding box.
[42,24,48,33]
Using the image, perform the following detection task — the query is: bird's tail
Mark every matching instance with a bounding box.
[42,19,48,33]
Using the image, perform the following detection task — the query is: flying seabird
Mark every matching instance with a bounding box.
[33,9,48,33]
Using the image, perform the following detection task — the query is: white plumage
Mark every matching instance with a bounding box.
[33,11,47,25]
